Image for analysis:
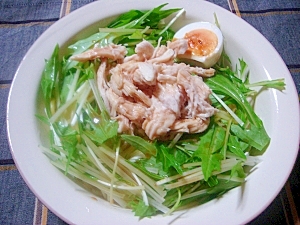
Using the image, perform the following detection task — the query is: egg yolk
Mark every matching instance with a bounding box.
[184,29,218,56]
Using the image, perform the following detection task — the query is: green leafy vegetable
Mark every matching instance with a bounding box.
[246,78,285,91]
[227,135,248,159]
[156,144,183,175]
[230,161,246,179]
[84,105,119,144]
[230,124,270,151]
[206,74,263,128]
[193,127,224,181]
[40,44,59,117]
[121,134,157,156]
[129,200,157,219]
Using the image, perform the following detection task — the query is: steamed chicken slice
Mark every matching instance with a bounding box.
[71,44,127,62]
[142,97,177,140]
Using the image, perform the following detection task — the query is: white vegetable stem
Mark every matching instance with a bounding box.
[159,8,185,35]
[49,81,88,123]
[212,92,244,126]
[158,158,241,189]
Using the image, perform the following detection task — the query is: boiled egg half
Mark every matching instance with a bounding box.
[174,21,223,68]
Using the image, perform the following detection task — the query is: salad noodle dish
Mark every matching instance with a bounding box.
[38,4,285,218]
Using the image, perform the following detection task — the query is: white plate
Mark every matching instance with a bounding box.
[7,0,300,224]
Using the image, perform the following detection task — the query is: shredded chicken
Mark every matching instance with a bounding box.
[71,44,127,62]
[72,39,216,140]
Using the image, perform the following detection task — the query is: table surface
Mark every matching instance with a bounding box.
[0,0,299,224]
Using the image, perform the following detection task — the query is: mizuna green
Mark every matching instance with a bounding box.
[38,4,285,218]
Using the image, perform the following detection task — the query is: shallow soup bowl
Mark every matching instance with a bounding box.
[7,0,300,224]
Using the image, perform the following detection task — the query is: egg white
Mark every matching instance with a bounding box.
[174,21,224,68]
